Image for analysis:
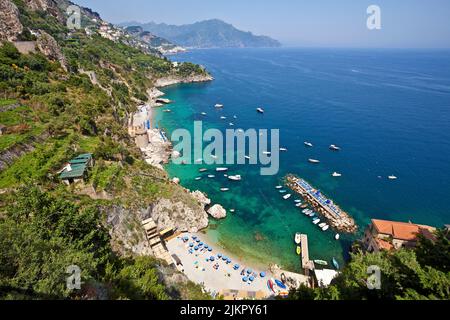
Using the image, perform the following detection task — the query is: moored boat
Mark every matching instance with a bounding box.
[335,234,340,240]
[295,233,301,245]
[280,147,288,152]
[216,167,228,172]
[220,188,230,192]
[308,159,320,164]
[267,279,275,293]
[388,175,398,180]
[322,225,330,231]
[313,218,321,225]
[257,108,265,114]
[332,172,342,177]
[283,194,292,200]
[228,175,242,181]
[276,185,283,189]
[296,246,301,255]
[314,260,328,266]
[332,257,340,270]
[199,168,208,173]
[304,141,313,147]
[215,104,224,108]
[329,144,341,151]
[318,222,326,228]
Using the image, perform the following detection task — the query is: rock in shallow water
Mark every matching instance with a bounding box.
[207,204,227,219]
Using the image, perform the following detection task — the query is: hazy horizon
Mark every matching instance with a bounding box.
[75,0,450,48]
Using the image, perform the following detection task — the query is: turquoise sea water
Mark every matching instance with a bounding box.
[154,48,450,271]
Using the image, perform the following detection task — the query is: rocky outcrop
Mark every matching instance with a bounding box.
[0,0,23,41]
[191,190,211,208]
[154,73,214,88]
[36,30,68,71]
[24,0,64,22]
[207,204,227,220]
[149,198,209,233]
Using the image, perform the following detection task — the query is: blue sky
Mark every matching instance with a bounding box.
[75,0,450,48]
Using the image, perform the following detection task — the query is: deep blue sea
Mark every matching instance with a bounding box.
[154,48,450,271]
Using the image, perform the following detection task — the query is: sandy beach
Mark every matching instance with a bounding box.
[166,232,277,298]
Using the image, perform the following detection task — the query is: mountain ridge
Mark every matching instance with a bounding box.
[120,19,281,48]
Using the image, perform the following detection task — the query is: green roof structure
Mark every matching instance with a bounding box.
[59,154,93,180]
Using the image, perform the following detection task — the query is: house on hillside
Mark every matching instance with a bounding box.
[59,153,94,186]
[363,219,436,252]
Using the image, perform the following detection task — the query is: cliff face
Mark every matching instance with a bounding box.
[36,30,68,70]
[0,0,23,41]
[23,0,64,22]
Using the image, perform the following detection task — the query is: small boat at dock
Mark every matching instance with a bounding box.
[322,225,330,231]
[313,218,321,225]
[283,194,292,200]
[216,168,228,172]
[295,233,301,245]
[296,246,301,255]
[295,200,301,203]
[295,203,302,207]
[280,148,288,152]
[300,204,308,209]
[335,234,340,240]
[308,159,320,164]
[276,186,283,189]
[314,260,328,266]
[304,142,313,147]
[332,258,340,270]
[220,116,227,120]
[279,190,287,193]
[244,156,251,160]
[263,151,271,155]
[319,222,326,228]
[257,108,265,114]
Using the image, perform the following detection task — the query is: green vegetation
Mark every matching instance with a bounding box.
[289,230,450,300]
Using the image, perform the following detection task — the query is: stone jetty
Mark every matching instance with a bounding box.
[286,174,357,233]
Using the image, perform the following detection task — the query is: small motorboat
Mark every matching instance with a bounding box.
[388,175,398,180]
[332,172,342,177]
[335,234,340,240]
[280,148,288,152]
[275,279,287,290]
[294,200,301,203]
[215,104,224,108]
[276,186,283,189]
[329,144,341,151]
[195,177,202,181]
[244,155,251,160]
[195,158,203,163]
[322,225,330,231]
[220,116,227,120]
[279,190,287,193]
[257,108,265,114]
[283,194,292,200]
[201,112,207,116]
[312,218,321,225]
[228,175,242,181]
[332,258,340,270]
[295,203,302,207]
[199,168,208,172]
[208,175,216,178]
[319,222,326,228]
[295,233,301,245]
[229,122,234,126]
[216,167,228,172]
[304,142,313,147]
[302,209,309,214]
[314,260,328,266]
[233,115,237,119]
[230,209,236,213]
[308,159,320,164]
[163,109,172,113]
[267,279,275,293]
[263,151,271,155]
[300,204,308,209]
[210,155,218,159]
[220,188,230,192]
[296,246,301,255]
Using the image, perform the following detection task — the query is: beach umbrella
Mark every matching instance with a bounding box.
[234,264,240,270]
[247,269,252,274]
[249,276,255,282]
[196,239,201,243]
[208,248,213,252]
[192,236,197,240]
[222,256,227,261]
[242,277,248,282]
[227,258,232,264]
[204,245,209,249]
[189,243,194,247]
[210,256,215,261]
[217,253,222,258]
[199,242,203,246]
[260,272,266,278]
[194,246,199,251]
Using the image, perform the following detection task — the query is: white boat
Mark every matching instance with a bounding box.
[195,158,203,163]
[220,116,227,120]
[332,172,342,177]
[230,209,236,213]
[233,115,237,119]
[199,168,208,172]
[195,177,202,181]
[388,175,398,180]
[295,200,302,203]
[295,233,301,245]
[276,186,283,189]
[207,175,216,178]
[263,151,271,155]
[318,222,326,228]
[215,104,224,108]
[308,159,320,164]
[304,142,313,147]
[228,175,242,181]
[313,218,321,225]
[335,234,340,240]
[216,168,229,172]
[201,112,207,116]
[295,203,302,207]
[245,155,251,160]
[283,194,292,200]
[220,188,230,192]
[302,209,309,214]
[257,108,265,113]
[280,148,288,152]
[211,155,218,159]
[322,225,330,231]
[329,144,341,151]
[229,123,234,126]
